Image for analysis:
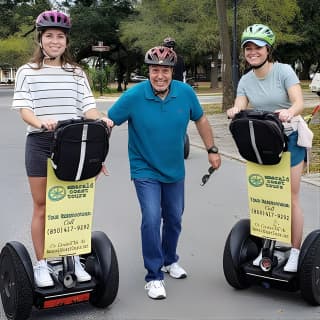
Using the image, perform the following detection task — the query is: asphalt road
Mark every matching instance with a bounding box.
[0,87,319,319]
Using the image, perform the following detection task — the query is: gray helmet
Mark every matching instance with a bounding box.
[163,37,176,48]
[144,46,177,67]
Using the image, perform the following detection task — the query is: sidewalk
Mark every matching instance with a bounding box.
[188,113,320,187]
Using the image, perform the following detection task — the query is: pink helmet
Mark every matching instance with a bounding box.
[144,46,177,67]
[36,10,71,32]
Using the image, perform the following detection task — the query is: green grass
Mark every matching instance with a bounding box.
[201,103,223,114]
[300,80,312,90]
[93,87,120,98]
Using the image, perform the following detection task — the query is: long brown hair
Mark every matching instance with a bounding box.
[29,29,79,71]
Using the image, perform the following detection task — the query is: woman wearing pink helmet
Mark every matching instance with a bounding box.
[12,10,113,288]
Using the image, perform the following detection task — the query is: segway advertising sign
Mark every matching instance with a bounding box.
[44,160,95,258]
[246,152,291,244]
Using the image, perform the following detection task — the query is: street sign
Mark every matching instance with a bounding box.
[92,45,110,52]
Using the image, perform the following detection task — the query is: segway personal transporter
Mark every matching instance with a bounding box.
[222,110,320,305]
[184,133,190,159]
[0,119,119,320]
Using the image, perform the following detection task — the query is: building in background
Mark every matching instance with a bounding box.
[0,65,16,84]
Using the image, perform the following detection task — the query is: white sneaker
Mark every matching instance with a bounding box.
[253,250,262,266]
[74,256,91,282]
[144,280,166,299]
[34,260,54,288]
[163,262,187,279]
[283,248,300,272]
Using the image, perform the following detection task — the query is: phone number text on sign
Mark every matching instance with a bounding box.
[44,160,95,258]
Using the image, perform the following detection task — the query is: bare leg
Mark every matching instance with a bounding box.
[290,161,304,249]
[28,177,47,260]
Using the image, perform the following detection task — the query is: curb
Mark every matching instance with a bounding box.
[189,142,320,188]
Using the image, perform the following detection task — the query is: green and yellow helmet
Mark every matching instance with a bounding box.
[241,24,275,48]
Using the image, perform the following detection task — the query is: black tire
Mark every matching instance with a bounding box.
[184,133,190,159]
[0,243,34,320]
[87,231,119,308]
[223,219,262,289]
[299,230,320,305]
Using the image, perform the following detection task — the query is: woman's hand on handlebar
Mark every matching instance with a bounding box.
[40,119,58,131]
[274,109,294,122]
[227,106,241,119]
[100,116,114,128]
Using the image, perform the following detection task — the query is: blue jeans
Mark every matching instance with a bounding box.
[133,178,185,282]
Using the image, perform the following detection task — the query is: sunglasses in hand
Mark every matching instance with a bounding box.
[200,166,215,186]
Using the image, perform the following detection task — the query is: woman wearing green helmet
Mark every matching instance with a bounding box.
[227,24,306,273]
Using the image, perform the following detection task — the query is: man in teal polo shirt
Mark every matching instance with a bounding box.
[108,46,221,300]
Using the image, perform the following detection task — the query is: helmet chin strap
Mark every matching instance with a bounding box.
[39,42,60,61]
[251,57,269,69]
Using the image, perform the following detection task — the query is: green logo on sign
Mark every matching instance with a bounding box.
[248,174,264,187]
[48,186,66,201]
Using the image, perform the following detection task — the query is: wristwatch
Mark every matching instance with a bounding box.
[207,146,219,154]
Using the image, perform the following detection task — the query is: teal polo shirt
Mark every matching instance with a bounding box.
[108,80,203,182]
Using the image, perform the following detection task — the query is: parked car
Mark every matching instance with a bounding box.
[130,75,148,82]
[310,72,320,92]
[195,73,208,81]
[186,77,198,89]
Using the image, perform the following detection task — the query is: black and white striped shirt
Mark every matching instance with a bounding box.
[12,63,96,134]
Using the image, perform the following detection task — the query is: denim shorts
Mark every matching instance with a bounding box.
[25,132,54,177]
[287,131,306,167]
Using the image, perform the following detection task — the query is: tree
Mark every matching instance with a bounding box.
[1,0,319,88]
[67,0,136,91]
[288,0,320,79]
[234,0,301,72]
[0,36,33,68]
[0,0,50,39]
[216,0,234,111]
[0,0,50,68]
[120,0,220,86]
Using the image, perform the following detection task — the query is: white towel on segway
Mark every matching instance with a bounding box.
[283,115,313,148]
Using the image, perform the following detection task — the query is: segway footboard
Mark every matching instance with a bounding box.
[33,278,96,309]
[33,231,119,310]
[223,219,300,292]
[241,255,299,292]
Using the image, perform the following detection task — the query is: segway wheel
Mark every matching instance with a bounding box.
[223,219,262,289]
[184,133,190,159]
[0,243,33,320]
[299,230,320,305]
[87,231,119,308]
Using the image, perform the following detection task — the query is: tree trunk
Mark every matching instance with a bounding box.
[210,51,219,90]
[215,0,234,111]
[301,60,312,80]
